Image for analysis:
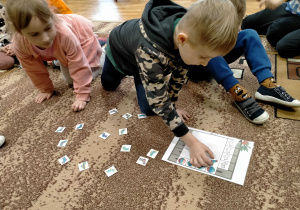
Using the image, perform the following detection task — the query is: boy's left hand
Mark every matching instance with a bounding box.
[176,108,191,122]
[72,100,87,112]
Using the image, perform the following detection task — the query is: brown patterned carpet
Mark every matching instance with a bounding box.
[0,22,300,210]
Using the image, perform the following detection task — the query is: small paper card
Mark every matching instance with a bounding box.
[122,113,132,119]
[138,114,147,119]
[78,161,89,171]
[57,140,68,147]
[109,108,118,115]
[121,145,131,152]
[136,156,149,166]
[119,128,128,135]
[75,123,84,130]
[55,127,66,133]
[105,166,118,177]
[147,149,159,159]
[58,155,70,165]
[99,132,110,140]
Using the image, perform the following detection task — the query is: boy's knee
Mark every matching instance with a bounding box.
[266,24,280,46]
[276,41,295,58]
[101,76,118,91]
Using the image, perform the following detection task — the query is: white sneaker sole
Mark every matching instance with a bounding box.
[0,135,5,147]
[255,92,300,107]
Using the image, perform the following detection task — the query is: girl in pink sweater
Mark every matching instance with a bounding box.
[6,0,102,111]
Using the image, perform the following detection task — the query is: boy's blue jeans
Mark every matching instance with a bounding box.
[206,29,274,91]
[101,56,155,115]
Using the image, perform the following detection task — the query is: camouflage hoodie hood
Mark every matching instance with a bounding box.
[108,0,187,75]
[141,0,187,53]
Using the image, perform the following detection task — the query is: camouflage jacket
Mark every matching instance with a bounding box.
[109,0,189,137]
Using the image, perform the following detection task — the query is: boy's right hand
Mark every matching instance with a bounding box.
[181,132,214,167]
[35,91,53,103]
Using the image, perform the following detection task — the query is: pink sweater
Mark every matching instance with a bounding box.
[13,14,102,101]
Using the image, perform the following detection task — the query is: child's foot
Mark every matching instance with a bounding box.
[230,84,269,124]
[0,135,5,147]
[255,78,300,107]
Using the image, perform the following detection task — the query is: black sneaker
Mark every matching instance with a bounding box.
[255,85,300,107]
[234,97,269,124]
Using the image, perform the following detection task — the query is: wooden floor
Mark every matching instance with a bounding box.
[63,0,263,21]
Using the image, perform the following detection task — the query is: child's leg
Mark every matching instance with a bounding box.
[133,74,155,116]
[241,3,291,35]
[206,56,269,124]
[206,56,239,91]
[266,16,300,52]
[59,62,73,85]
[228,29,274,83]
[269,27,300,58]
[237,30,300,107]
[101,55,125,91]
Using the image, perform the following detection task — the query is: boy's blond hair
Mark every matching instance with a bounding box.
[230,0,246,23]
[5,0,53,33]
[177,0,240,53]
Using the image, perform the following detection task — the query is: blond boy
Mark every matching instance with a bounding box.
[101,0,240,167]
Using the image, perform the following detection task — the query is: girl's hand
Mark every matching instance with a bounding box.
[35,91,53,103]
[176,108,191,122]
[71,100,87,112]
[1,44,15,56]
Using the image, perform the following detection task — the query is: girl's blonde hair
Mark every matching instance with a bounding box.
[178,0,239,53]
[5,0,53,33]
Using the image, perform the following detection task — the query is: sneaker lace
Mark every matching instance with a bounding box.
[275,86,292,101]
[240,98,261,117]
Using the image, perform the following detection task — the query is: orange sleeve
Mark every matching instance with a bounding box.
[47,0,73,14]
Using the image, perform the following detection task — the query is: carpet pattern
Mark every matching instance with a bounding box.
[0,22,300,210]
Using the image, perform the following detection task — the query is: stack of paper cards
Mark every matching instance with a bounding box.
[58,155,70,165]
[119,128,128,135]
[99,132,110,140]
[57,140,68,147]
[147,149,159,159]
[75,123,84,130]
[136,156,149,166]
[121,145,131,152]
[78,161,89,171]
[105,166,118,177]
[109,108,118,115]
[55,127,66,133]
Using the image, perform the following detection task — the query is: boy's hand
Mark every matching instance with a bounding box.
[72,100,87,112]
[176,108,191,122]
[258,0,285,9]
[181,132,214,167]
[35,91,53,103]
